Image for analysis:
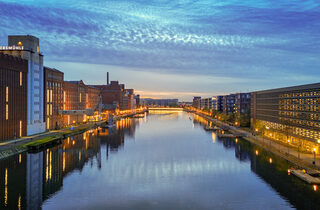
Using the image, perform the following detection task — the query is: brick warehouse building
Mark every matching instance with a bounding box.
[251,83,320,152]
[44,67,64,130]
[0,53,28,140]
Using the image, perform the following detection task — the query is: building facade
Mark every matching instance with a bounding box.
[251,83,320,152]
[192,96,201,109]
[223,94,236,114]
[0,53,28,141]
[44,67,64,130]
[1,35,46,135]
[62,80,100,125]
[235,93,251,114]
[141,98,179,107]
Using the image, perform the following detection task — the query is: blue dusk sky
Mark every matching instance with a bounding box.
[0,0,319,100]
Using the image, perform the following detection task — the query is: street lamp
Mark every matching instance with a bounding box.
[313,147,317,166]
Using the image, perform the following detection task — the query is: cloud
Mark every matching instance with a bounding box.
[1,0,320,99]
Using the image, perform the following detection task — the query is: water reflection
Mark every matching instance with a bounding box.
[0,112,319,209]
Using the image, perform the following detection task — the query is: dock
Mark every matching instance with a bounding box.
[290,169,320,184]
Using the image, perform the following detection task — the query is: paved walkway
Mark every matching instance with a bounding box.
[0,121,105,152]
[194,111,320,171]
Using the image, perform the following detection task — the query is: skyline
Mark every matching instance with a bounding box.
[1,0,320,100]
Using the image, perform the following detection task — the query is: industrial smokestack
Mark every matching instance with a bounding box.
[107,72,109,85]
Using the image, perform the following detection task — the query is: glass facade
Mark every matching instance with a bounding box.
[251,83,320,152]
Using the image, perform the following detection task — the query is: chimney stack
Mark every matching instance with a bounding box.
[107,72,109,85]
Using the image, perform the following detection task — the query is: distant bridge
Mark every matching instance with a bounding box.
[148,107,184,111]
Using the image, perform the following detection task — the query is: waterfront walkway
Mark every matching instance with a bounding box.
[192,111,320,171]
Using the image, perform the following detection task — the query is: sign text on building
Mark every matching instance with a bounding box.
[0,46,24,50]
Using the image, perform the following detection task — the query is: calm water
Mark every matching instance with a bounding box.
[0,111,320,210]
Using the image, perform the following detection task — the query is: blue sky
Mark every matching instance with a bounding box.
[1,0,319,100]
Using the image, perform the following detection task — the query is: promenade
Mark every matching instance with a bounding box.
[192,110,320,171]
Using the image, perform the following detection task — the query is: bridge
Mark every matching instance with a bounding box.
[148,107,184,111]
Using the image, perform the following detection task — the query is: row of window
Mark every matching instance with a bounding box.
[279,104,320,112]
[279,111,320,121]
[261,120,320,141]
[280,98,320,105]
[280,91,320,98]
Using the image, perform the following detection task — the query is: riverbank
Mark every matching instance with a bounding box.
[189,109,320,172]
[0,120,106,160]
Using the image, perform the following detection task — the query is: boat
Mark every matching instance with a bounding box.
[290,169,320,184]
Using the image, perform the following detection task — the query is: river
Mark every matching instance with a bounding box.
[0,110,319,209]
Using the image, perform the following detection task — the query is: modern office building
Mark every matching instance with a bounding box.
[44,67,64,130]
[0,53,28,141]
[1,35,46,135]
[251,83,320,152]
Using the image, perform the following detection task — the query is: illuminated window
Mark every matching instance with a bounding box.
[50,90,53,103]
[19,121,22,137]
[37,46,39,53]
[47,89,50,103]
[47,104,50,116]
[47,117,50,129]
[17,41,22,46]
[20,72,22,86]
[6,104,8,120]
[80,93,82,103]
[50,104,53,116]
[6,86,8,102]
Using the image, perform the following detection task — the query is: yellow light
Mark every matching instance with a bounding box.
[235,138,238,143]
[269,158,272,164]
[19,154,21,163]
[17,41,22,46]
[313,148,317,153]
[73,140,75,145]
[266,126,270,130]
[255,128,258,132]
[313,185,318,191]
[318,139,320,144]
[255,150,259,155]
[269,133,272,137]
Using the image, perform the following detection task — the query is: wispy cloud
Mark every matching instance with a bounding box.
[1,0,320,99]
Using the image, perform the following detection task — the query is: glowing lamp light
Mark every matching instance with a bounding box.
[255,128,259,132]
[318,139,320,144]
[255,150,259,155]
[269,158,272,164]
[235,138,238,143]
[266,126,270,130]
[313,185,318,191]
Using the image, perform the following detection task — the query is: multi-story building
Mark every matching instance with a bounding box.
[121,89,136,110]
[0,53,28,141]
[235,93,251,114]
[44,67,64,130]
[215,96,224,112]
[192,96,201,109]
[223,94,236,114]
[1,35,46,135]
[93,81,125,110]
[134,94,140,107]
[251,83,320,152]
[62,80,100,125]
[200,97,213,110]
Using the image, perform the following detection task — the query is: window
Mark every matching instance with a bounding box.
[47,117,50,129]
[80,93,82,103]
[6,86,8,102]
[20,72,22,86]
[19,121,22,137]
[50,90,53,103]
[6,104,8,120]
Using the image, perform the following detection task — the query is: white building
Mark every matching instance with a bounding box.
[2,35,46,135]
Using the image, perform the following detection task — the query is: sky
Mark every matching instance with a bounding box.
[0,0,319,101]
